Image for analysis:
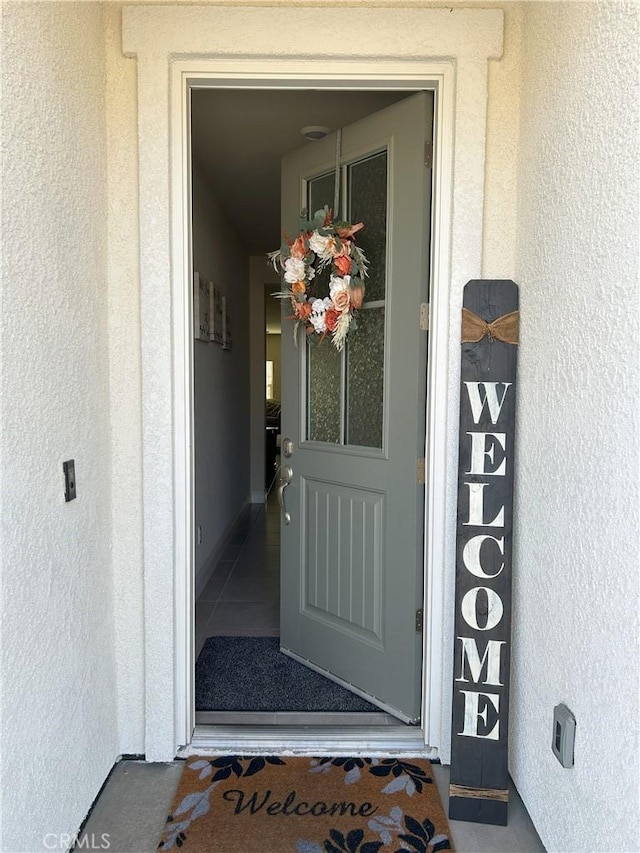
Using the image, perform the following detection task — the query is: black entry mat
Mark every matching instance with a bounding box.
[195,636,379,712]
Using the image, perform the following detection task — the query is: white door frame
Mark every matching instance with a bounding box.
[123,5,504,762]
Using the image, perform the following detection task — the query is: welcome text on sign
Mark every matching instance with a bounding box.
[456,381,511,740]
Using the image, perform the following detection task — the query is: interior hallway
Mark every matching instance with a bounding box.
[79,759,546,852]
[195,491,281,660]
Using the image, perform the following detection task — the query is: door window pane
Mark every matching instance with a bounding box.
[308,171,335,218]
[306,171,342,443]
[346,307,385,448]
[304,156,387,450]
[307,340,341,444]
[348,152,387,302]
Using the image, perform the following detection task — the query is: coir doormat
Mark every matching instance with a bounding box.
[157,755,454,853]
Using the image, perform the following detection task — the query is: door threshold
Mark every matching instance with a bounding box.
[195,711,404,727]
[182,724,433,757]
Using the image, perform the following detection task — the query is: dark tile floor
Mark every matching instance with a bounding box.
[195,493,281,658]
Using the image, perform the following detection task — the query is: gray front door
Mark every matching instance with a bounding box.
[279,93,433,723]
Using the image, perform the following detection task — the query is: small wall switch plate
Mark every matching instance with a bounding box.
[63,460,76,502]
[552,703,576,768]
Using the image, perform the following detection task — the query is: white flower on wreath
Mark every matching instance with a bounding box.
[329,275,352,314]
[329,274,350,297]
[284,257,308,283]
[308,231,335,260]
[309,297,332,334]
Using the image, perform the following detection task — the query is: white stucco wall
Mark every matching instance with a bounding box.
[1,3,119,850]
[510,3,639,851]
[192,161,251,587]
[104,3,145,757]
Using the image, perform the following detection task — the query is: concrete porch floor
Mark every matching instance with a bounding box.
[79,759,546,852]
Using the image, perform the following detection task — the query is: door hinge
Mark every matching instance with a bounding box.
[415,608,424,633]
[420,302,430,331]
[424,141,433,169]
[417,457,425,485]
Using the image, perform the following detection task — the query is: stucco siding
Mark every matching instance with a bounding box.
[1,3,119,849]
[511,3,639,851]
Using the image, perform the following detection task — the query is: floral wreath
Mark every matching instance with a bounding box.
[268,206,369,351]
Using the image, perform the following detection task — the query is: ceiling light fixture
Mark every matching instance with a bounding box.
[300,125,331,141]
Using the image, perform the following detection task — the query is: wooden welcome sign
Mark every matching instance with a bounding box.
[449,280,519,826]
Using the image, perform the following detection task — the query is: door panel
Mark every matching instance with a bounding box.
[302,477,384,644]
[280,92,433,723]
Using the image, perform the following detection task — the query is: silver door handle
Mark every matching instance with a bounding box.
[277,465,293,525]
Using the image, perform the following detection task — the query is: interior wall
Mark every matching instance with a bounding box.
[192,159,251,588]
[510,3,639,851]
[1,3,119,850]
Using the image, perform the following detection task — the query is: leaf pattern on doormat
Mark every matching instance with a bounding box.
[310,758,433,796]
[310,757,377,785]
[394,814,451,852]
[296,811,452,853]
[159,780,219,850]
[297,828,384,853]
[368,806,405,847]
[193,755,286,784]
[369,761,433,795]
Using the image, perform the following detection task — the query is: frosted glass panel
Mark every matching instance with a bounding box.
[346,307,385,448]
[348,152,387,302]
[308,171,335,217]
[307,341,341,444]
[307,171,335,316]
[305,159,387,448]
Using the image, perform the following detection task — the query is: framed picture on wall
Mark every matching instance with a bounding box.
[210,285,224,345]
[222,295,232,351]
[193,272,210,341]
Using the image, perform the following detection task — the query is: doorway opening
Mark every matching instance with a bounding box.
[189,86,434,734]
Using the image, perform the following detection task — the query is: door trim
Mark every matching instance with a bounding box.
[123,4,503,761]
[172,64,448,752]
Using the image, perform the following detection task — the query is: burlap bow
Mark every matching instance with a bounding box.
[461,308,519,344]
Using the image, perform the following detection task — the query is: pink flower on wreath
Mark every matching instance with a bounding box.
[350,285,365,310]
[334,255,351,276]
[332,289,351,313]
[292,300,312,320]
[290,234,308,260]
[325,307,341,332]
